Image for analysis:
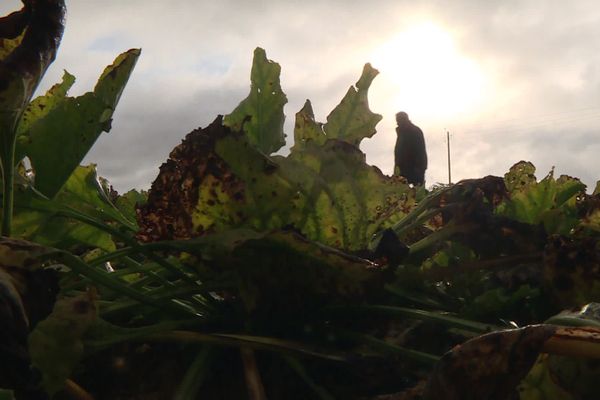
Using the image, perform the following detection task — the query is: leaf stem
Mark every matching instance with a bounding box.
[43,249,198,317]
[1,124,16,236]
[425,252,543,280]
[174,346,213,400]
[146,331,351,362]
[284,356,335,400]
[325,305,499,333]
[63,379,94,400]
[241,347,267,400]
[341,331,440,366]
[408,223,476,255]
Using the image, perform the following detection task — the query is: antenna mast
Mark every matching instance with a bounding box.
[446,130,452,185]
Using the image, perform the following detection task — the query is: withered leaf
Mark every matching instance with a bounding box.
[423,325,556,400]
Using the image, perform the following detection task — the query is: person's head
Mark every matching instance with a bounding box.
[395,111,409,125]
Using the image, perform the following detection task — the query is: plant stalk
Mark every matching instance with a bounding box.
[241,347,267,400]
[0,118,16,236]
[1,153,14,236]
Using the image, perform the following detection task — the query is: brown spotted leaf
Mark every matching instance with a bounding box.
[137,116,303,242]
[137,116,415,251]
[423,325,557,400]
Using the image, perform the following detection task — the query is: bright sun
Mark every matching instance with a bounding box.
[370,22,485,120]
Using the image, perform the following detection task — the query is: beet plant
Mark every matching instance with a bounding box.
[2,2,600,399]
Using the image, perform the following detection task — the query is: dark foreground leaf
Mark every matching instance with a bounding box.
[423,325,556,400]
[0,0,65,149]
[29,290,97,395]
[0,238,58,392]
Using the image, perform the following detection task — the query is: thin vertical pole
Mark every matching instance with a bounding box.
[446,130,452,185]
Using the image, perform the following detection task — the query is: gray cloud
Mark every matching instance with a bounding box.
[2,0,600,192]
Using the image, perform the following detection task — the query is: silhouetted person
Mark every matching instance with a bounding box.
[394,112,427,186]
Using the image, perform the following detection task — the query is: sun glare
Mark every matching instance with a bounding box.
[370,22,485,120]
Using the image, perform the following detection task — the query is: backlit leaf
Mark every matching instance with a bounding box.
[223,47,287,154]
[322,63,382,146]
[278,140,413,250]
[291,99,326,151]
[17,49,140,198]
[14,70,76,162]
[115,189,147,225]
[12,165,124,252]
[497,163,585,235]
[138,117,414,251]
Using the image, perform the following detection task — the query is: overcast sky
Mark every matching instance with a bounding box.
[3,0,600,192]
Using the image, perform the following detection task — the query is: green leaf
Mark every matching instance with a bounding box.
[0,1,66,235]
[504,160,537,192]
[278,140,414,250]
[15,70,76,162]
[291,99,326,151]
[115,189,147,225]
[93,49,141,107]
[223,47,287,154]
[23,213,117,252]
[518,354,574,400]
[322,63,382,146]
[11,165,129,252]
[497,163,586,234]
[54,164,133,229]
[17,49,140,198]
[28,291,98,395]
[461,285,541,321]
